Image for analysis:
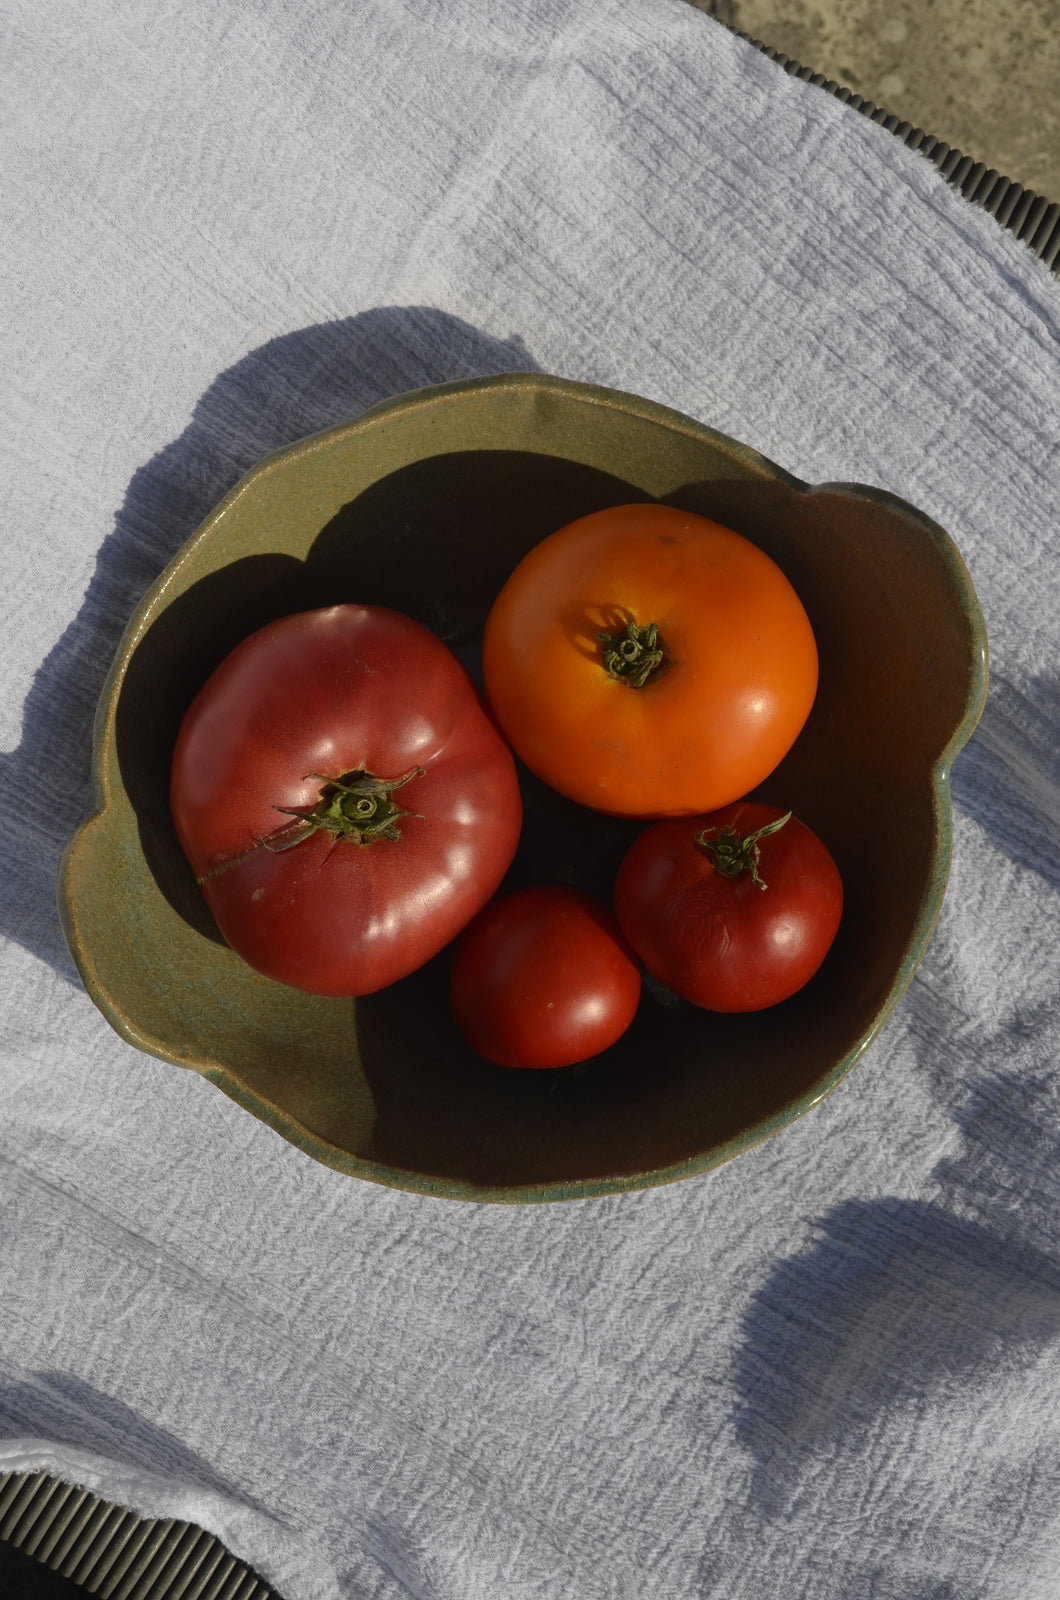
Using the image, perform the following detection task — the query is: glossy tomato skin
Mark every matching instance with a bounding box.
[171,605,522,997]
[482,503,818,818]
[614,802,842,1012]
[449,885,641,1068]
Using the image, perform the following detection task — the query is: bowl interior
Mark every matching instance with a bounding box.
[60,375,986,1200]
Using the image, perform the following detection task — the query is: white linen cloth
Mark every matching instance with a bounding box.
[2,1,1060,1595]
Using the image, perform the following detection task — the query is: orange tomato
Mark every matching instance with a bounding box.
[481,503,818,817]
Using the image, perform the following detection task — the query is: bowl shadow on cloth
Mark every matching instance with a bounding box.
[111,454,960,1192]
[0,1370,269,1516]
[732,1197,1060,1519]
[0,307,539,979]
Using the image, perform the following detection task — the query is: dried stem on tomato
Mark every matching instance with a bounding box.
[596,617,670,689]
[695,810,792,891]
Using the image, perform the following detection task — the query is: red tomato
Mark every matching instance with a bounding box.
[171,605,522,996]
[449,886,641,1068]
[482,503,818,817]
[614,802,842,1012]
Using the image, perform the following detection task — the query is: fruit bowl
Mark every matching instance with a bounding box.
[58,373,987,1201]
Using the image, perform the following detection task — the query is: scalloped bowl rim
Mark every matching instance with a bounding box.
[58,373,989,1201]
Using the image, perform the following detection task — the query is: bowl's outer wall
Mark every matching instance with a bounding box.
[58,374,987,1202]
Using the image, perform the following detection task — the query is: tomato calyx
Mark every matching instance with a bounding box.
[694,810,792,891]
[596,617,670,689]
[270,765,425,850]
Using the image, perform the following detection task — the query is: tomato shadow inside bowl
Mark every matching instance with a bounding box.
[350,755,862,1194]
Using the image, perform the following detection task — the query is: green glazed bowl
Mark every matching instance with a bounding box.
[58,373,987,1202]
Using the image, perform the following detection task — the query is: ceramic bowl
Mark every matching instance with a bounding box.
[58,373,987,1201]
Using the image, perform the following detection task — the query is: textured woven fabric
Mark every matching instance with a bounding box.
[2,2,1059,1596]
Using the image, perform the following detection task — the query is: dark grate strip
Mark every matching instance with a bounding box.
[58,1502,132,1585]
[0,1473,280,1600]
[726,28,1060,273]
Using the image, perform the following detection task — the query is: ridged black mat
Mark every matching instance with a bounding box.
[0,1472,277,1600]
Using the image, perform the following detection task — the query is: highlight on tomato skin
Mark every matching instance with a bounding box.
[170,604,523,997]
[449,885,642,1069]
[481,503,819,819]
[613,801,843,1013]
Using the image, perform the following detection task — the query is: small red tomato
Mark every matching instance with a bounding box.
[614,802,842,1012]
[449,886,642,1068]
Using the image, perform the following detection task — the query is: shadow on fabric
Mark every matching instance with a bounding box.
[0,307,539,979]
[950,672,1060,896]
[0,1370,268,1514]
[733,1196,1060,1521]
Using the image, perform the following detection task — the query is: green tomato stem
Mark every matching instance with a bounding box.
[270,765,425,849]
[694,811,792,891]
[595,617,670,689]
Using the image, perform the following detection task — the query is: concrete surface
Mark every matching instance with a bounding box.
[690,0,1060,202]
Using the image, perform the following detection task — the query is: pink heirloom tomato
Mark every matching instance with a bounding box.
[170,605,523,996]
[614,802,842,1012]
